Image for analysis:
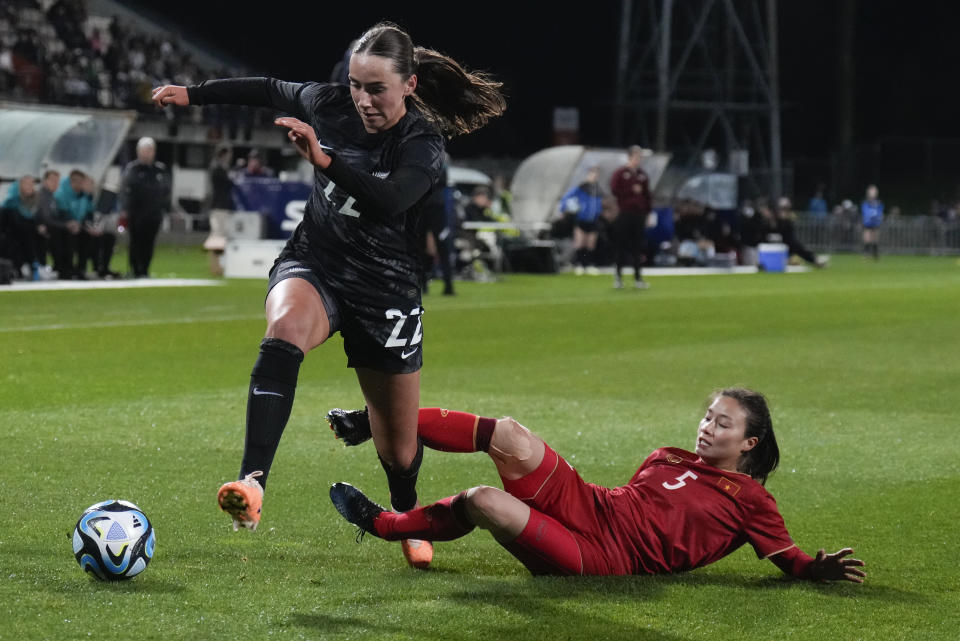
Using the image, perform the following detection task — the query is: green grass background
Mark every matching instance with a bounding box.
[1,248,957,640]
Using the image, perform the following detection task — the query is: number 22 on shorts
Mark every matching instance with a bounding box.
[384,307,423,350]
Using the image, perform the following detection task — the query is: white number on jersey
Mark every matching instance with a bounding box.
[322,180,362,218]
[662,470,698,490]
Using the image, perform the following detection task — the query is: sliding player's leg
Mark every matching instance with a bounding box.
[327,407,545,478]
[329,483,583,575]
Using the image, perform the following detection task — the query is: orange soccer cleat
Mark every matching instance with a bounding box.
[217,471,264,531]
[401,538,434,569]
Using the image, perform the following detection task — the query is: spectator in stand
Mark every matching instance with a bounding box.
[776,197,826,268]
[610,145,652,289]
[674,198,707,267]
[0,175,42,278]
[860,185,883,260]
[807,184,828,219]
[738,199,763,266]
[33,169,59,276]
[491,174,512,219]
[559,166,604,275]
[121,136,170,277]
[703,207,737,264]
[463,185,497,223]
[53,169,94,279]
[243,149,275,178]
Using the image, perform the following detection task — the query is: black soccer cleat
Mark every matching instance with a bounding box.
[325,407,372,446]
[329,483,386,540]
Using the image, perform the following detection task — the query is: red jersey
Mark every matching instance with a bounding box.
[609,164,651,213]
[598,447,796,574]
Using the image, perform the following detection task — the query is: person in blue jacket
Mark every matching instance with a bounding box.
[860,185,883,260]
[0,175,49,278]
[559,167,604,274]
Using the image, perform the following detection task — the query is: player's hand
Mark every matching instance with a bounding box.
[274,117,330,168]
[810,548,866,583]
[66,220,80,234]
[151,85,190,108]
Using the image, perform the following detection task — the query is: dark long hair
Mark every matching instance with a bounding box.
[352,22,506,137]
[716,387,780,485]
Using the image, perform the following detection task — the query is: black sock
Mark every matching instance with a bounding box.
[871,243,879,259]
[240,337,304,488]
[380,439,424,512]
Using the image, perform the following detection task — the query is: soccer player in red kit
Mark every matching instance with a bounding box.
[328,388,866,581]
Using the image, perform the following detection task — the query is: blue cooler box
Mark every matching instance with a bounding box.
[757,243,788,272]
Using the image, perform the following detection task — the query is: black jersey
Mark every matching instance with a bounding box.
[187,78,445,303]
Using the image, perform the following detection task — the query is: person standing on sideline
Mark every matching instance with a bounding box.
[121,137,171,277]
[860,185,883,260]
[610,145,652,289]
[421,158,455,295]
[205,145,236,276]
[559,166,604,275]
[151,21,505,569]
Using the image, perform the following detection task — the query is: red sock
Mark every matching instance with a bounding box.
[500,508,583,576]
[417,408,497,452]
[373,492,475,541]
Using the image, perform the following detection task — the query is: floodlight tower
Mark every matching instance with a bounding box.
[613,0,784,199]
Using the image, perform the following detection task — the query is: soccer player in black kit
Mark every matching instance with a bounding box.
[152,22,505,568]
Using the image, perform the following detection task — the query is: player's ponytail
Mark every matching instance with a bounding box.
[718,388,780,485]
[352,22,505,138]
[412,47,506,137]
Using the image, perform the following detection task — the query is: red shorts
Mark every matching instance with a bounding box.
[502,445,633,575]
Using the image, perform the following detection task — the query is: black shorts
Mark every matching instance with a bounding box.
[575,220,599,233]
[267,259,424,374]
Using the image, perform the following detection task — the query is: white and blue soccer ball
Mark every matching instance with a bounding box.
[72,500,155,581]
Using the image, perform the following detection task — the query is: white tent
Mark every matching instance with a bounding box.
[509,145,672,226]
[0,102,135,188]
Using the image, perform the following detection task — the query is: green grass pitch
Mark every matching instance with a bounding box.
[1,249,958,640]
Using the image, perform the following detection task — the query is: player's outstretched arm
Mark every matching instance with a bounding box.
[152,85,190,108]
[770,546,866,583]
[809,547,866,584]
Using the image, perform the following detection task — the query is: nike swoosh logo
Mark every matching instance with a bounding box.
[400,347,419,359]
[253,387,284,397]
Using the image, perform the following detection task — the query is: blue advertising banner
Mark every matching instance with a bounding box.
[231,177,311,239]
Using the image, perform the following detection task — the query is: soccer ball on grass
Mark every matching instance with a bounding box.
[72,500,155,580]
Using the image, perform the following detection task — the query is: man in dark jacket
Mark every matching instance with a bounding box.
[121,137,171,277]
[610,145,652,289]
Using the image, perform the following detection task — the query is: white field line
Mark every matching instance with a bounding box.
[1,278,223,293]
[0,313,265,333]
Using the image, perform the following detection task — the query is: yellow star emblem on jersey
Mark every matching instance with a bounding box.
[718,477,741,496]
